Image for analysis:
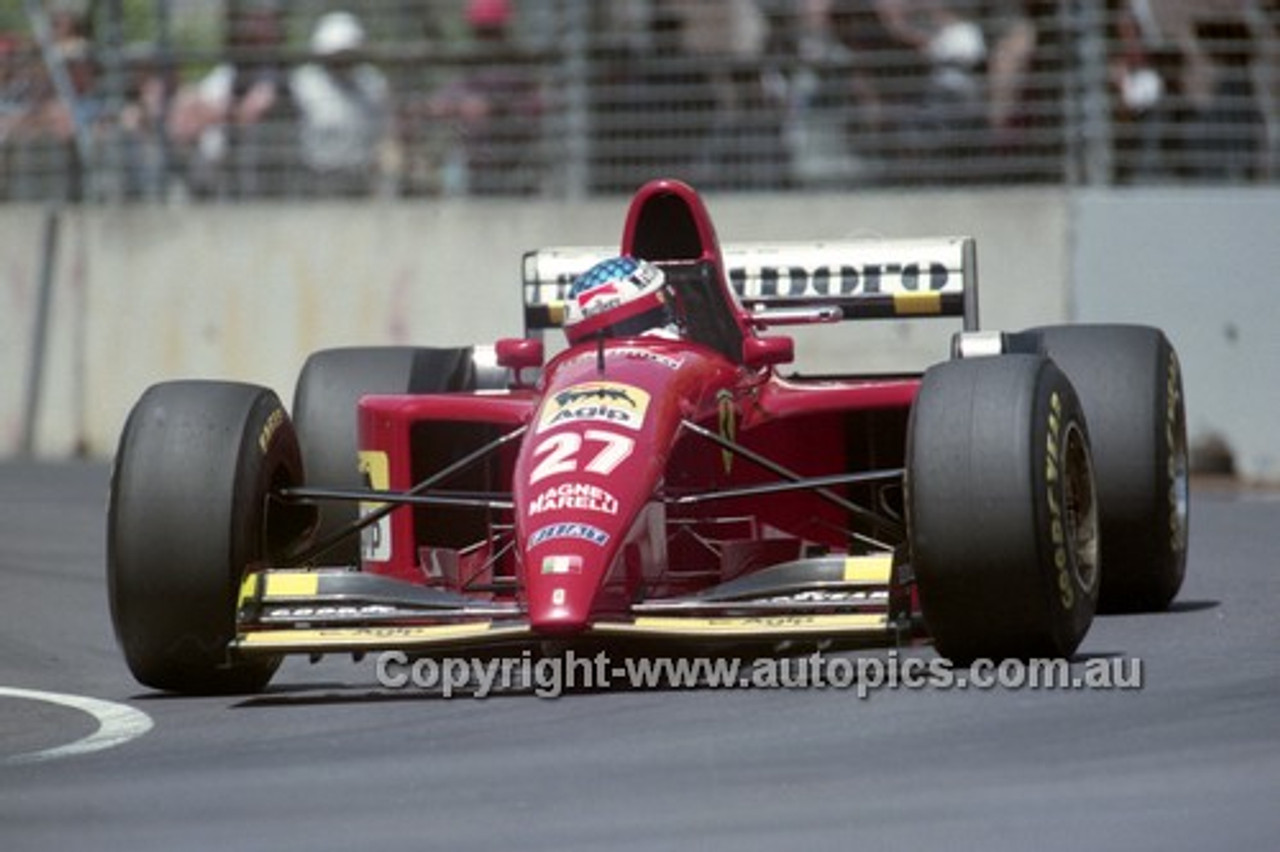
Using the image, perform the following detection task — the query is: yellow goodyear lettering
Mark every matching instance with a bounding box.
[258,407,285,455]
[1044,391,1074,610]
[1045,392,1060,485]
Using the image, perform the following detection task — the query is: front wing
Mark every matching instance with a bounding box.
[231,554,912,658]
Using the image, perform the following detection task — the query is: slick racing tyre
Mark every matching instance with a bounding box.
[907,355,1100,661]
[291,346,492,564]
[108,381,309,694]
[1028,325,1188,612]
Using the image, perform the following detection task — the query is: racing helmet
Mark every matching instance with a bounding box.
[563,256,677,345]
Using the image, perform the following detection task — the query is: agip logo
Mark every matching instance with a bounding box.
[537,382,650,433]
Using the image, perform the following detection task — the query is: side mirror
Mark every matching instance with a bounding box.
[495,338,544,385]
[742,335,794,369]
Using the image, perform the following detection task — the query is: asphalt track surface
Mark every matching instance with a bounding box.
[1,461,1278,851]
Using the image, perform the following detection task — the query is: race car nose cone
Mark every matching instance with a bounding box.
[527,583,590,635]
[524,547,604,634]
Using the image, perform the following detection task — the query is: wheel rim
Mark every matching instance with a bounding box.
[1064,422,1100,595]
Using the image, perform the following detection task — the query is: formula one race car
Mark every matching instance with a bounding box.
[107,179,1189,694]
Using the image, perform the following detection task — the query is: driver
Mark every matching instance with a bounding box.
[563,256,680,344]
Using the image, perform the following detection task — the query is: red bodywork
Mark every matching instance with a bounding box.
[353,180,920,639]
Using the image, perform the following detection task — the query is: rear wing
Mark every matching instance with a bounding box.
[522,237,979,334]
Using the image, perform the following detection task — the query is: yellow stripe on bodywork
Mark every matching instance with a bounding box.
[893,291,942,315]
[597,613,888,638]
[842,554,893,584]
[263,572,320,598]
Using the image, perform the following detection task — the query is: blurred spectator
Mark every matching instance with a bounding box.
[825,0,912,143]
[1109,0,1179,181]
[28,10,104,140]
[1185,10,1272,179]
[2,10,101,200]
[813,1,987,181]
[770,0,879,185]
[1109,0,1277,181]
[1008,0,1068,180]
[117,45,179,199]
[588,0,780,191]
[0,33,34,143]
[169,4,292,198]
[982,2,1037,143]
[667,0,771,114]
[425,0,543,195]
[876,0,988,173]
[666,0,783,188]
[2,0,1278,199]
[868,2,986,99]
[0,33,34,199]
[289,10,394,197]
[585,1,701,193]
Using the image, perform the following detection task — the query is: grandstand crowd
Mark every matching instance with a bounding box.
[1,0,1276,200]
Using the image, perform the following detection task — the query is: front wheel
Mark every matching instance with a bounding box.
[907,355,1100,661]
[108,381,308,694]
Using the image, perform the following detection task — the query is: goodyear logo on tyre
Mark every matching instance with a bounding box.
[538,382,650,433]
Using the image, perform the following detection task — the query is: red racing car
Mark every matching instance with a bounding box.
[107,179,1188,694]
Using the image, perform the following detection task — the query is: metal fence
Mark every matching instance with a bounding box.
[1,0,1277,202]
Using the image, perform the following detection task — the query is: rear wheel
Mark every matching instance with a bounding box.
[108,381,307,694]
[907,355,1099,661]
[291,346,489,563]
[1029,325,1188,612]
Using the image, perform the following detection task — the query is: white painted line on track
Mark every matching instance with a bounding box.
[0,686,154,765]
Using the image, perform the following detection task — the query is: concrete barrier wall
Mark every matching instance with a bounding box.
[1072,188,1280,481]
[5,187,1271,475]
[2,189,1072,461]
